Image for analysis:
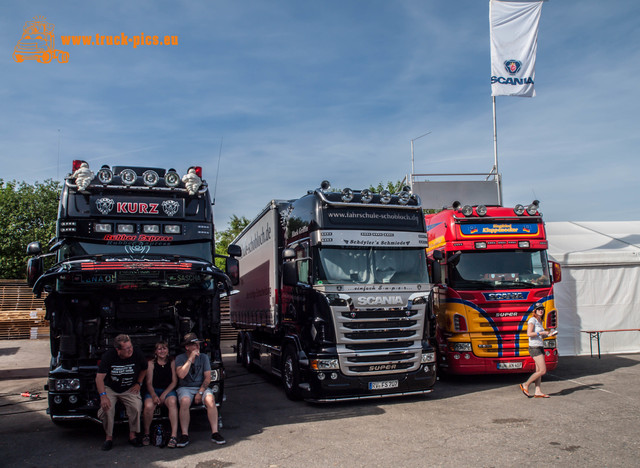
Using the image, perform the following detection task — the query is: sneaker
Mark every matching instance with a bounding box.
[176,434,190,448]
[211,432,226,445]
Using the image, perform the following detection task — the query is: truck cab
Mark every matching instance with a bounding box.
[26,160,232,424]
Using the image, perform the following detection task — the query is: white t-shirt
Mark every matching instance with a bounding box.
[527,317,544,347]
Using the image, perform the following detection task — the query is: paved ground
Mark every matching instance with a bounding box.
[1,338,639,467]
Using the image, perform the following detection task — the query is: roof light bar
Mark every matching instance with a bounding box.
[165,170,180,187]
[96,166,113,185]
[397,191,411,205]
[142,170,159,187]
[361,189,373,204]
[380,190,392,204]
[514,204,525,216]
[341,188,354,202]
[526,200,539,216]
[120,169,137,185]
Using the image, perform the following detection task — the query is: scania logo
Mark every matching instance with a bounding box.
[357,296,403,306]
[504,59,522,75]
[482,292,529,301]
[369,364,397,371]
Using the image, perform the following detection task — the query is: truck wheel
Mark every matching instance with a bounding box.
[242,334,255,371]
[57,51,69,63]
[282,345,302,401]
[38,52,52,64]
[236,333,243,364]
[13,53,24,63]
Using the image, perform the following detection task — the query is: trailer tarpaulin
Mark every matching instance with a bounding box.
[490,0,545,97]
[546,221,640,356]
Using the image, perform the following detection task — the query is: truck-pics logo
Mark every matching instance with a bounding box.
[13,17,69,64]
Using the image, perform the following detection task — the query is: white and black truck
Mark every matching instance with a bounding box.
[229,182,436,401]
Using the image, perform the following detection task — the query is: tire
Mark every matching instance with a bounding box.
[282,345,302,401]
[13,53,24,63]
[57,51,69,63]
[38,51,52,64]
[242,334,255,371]
[236,333,243,364]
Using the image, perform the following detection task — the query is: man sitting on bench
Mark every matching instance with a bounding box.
[174,333,226,447]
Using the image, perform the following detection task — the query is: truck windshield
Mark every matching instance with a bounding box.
[448,250,550,289]
[58,241,213,263]
[316,247,428,284]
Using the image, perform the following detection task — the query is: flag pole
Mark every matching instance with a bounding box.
[492,96,502,206]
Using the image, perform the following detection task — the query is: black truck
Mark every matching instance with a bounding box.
[229,181,436,402]
[26,160,238,425]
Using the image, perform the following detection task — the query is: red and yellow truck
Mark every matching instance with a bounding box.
[425,201,561,375]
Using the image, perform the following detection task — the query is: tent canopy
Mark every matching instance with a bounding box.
[546,221,640,356]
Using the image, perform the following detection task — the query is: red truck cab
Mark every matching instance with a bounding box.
[425,201,561,375]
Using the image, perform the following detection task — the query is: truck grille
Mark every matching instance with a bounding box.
[332,304,425,376]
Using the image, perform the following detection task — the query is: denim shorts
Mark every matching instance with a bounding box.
[176,386,214,403]
[529,346,545,357]
[144,387,177,400]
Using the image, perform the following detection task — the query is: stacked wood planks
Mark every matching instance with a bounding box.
[0,279,49,340]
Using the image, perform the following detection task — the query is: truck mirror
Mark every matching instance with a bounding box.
[226,257,240,286]
[432,250,444,261]
[550,261,562,283]
[26,256,43,287]
[283,261,298,286]
[447,251,461,266]
[282,248,296,260]
[26,241,42,256]
[227,244,242,257]
[428,259,442,284]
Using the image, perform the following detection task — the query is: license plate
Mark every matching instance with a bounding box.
[497,362,522,370]
[369,380,399,390]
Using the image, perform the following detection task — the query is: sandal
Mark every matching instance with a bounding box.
[167,436,177,448]
[519,384,531,398]
[534,394,550,398]
[142,434,150,446]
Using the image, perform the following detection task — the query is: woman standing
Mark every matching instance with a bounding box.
[520,303,551,398]
[142,341,179,447]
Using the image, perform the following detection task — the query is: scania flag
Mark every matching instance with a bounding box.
[490,0,545,97]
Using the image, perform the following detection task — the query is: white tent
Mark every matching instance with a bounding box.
[546,221,640,356]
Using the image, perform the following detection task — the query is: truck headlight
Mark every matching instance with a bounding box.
[421,352,436,363]
[311,359,339,370]
[451,342,472,352]
[210,368,221,381]
[51,378,81,391]
[543,339,556,349]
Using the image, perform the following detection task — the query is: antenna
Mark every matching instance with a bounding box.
[212,136,223,205]
[57,129,61,181]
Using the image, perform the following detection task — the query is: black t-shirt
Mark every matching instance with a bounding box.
[98,347,148,393]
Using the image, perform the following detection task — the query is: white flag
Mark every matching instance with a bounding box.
[490,0,544,97]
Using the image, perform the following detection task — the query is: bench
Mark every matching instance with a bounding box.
[581,329,640,358]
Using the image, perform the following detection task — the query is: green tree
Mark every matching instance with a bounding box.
[214,214,250,270]
[368,180,408,194]
[0,179,60,279]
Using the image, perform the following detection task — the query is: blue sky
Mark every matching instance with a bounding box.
[2,1,639,230]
